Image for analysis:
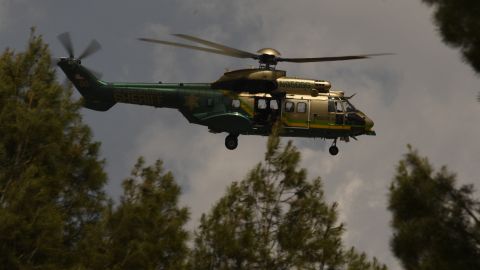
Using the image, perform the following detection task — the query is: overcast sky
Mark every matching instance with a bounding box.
[1,1,479,269]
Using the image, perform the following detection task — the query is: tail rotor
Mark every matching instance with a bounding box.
[78,39,101,60]
[57,32,102,60]
[56,32,103,79]
[57,32,75,58]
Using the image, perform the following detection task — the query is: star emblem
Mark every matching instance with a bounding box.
[74,74,85,80]
[74,73,89,88]
[184,95,200,111]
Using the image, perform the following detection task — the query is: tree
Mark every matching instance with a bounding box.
[421,0,480,74]
[419,1,480,101]
[105,157,190,270]
[190,127,387,270]
[388,145,480,270]
[0,30,108,268]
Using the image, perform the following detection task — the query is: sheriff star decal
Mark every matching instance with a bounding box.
[184,95,200,110]
[74,73,89,88]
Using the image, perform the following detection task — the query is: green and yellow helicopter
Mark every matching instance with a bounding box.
[57,33,388,155]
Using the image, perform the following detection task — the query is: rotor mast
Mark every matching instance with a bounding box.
[256,48,281,70]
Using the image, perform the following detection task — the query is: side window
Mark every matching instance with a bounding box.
[232,99,240,108]
[297,102,307,113]
[257,99,267,109]
[270,100,279,110]
[285,101,294,112]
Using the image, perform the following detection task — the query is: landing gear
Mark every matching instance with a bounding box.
[225,134,239,150]
[329,138,339,156]
[329,145,339,156]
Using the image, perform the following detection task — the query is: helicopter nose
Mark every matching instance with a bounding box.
[365,116,374,130]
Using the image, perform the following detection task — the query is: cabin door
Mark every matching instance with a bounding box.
[281,99,310,129]
[328,98,345,125]
[253,97,280,126]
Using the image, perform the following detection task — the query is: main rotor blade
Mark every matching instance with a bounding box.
[78,39,102,60]
[57,32,75,58]
[173,34,257,59]
[138,37,252,58]
[278,53,394,63]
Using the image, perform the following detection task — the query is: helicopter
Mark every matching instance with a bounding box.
[56,32,389,155]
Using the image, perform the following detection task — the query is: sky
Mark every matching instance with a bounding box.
[1,0,479,269]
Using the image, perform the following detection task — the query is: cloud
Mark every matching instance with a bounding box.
[0,0,47,33]
[131,112,267,230]
[334,173,364,223]
[0,0,9,32]
[4,1,478,270]
[135,2,479,270]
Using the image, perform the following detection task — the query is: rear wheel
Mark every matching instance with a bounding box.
[225,134,238,150]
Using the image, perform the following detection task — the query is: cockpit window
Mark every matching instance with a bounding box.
[343,100,356,112]
[335,101,343,113]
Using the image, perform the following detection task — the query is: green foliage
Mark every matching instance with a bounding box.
[344,248,388,270]
[421,0,480,74]
[104,157,190,270]
[0,29,194,270]
[0,29,108,268]
[1,29,392,270]
[191,125,387,270]
[421,0,480,100]
[388,145,480,270]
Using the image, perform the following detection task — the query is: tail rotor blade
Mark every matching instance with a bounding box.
[57,32,75,58]
[78,39,102,60]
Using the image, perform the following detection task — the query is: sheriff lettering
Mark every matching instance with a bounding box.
[277,79,314,89]
[114,90,162,106]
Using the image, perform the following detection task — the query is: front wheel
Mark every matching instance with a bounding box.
[225,134,238,150]
[329,145,339,156]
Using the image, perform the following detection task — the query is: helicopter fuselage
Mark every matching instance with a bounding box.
[58,59,375,154]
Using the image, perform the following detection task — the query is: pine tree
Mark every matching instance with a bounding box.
[0,29,108,269]
[420,0,480,101]
[388,145,480,270]
[105,157,190,270]
[421,0,480,74]
[191,126,387,270]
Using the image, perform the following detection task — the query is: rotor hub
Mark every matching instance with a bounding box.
[256,48,281,57]
[255,48,281,68]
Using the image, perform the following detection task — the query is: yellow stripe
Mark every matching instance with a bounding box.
[221,90,254,117]
[221,90,350,131]
[310,124,351,130]
[239,96,254,117]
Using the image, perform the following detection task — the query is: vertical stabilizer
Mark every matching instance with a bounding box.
[57,58,116,111]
